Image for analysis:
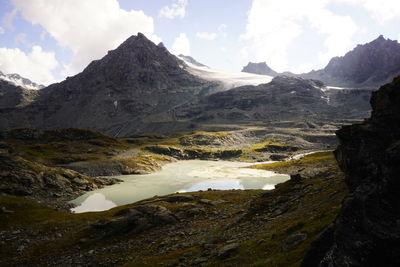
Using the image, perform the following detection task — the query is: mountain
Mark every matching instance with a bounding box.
[242,62,278,76]
[0,71,44,90]
[174,76,371,124]
[302,35,400,87]
[242,36,400,88]
[302,75,400,266]
[0,33,219,137]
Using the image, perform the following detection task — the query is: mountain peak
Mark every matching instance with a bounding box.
[242,62,278,76]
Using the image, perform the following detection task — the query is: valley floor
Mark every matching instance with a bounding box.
[0,152,346,266]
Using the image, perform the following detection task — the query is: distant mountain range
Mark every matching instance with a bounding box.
[0,71,44,90]
[0,33,389,136]
[242,35,400,88]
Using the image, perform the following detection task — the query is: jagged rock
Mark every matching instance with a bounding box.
[302,76,400,266]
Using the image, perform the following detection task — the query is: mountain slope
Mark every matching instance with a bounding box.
[0,33,218,136]
[0,80,39,110]
[302,35,400,87]
[175,76,371,123]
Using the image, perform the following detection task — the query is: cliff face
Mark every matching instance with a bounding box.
[302,76,400,266]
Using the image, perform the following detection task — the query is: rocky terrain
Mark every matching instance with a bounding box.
[302,76,400,266]
[0,151,346,266]
[0,151,120,210]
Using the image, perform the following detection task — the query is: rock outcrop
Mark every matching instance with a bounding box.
[302,76,400,266]
[0,152,120,208]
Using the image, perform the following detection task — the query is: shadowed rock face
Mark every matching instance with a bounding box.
[302,76,400,266]
[0,33,217,137]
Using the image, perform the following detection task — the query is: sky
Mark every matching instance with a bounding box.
[0,0,399,85]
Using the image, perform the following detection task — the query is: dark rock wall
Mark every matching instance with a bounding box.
[302,76,400,266]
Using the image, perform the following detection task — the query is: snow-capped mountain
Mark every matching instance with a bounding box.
[0,71,45,90]
[178,55,273,90]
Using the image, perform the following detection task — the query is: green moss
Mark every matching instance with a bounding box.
[251,151,335,172]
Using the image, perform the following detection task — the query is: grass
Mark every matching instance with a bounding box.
[251,151,335,173]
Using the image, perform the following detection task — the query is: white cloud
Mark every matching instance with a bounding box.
[335,0,400,23]
[11,0,160,77]
[196,32,217,40]
[241,0,359,72]
[0,46,58,85]
[159,0,188,19]
[0,26,4,34]
[171,33,190,55]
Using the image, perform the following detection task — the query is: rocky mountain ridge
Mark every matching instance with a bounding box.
[242,35,400,88]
